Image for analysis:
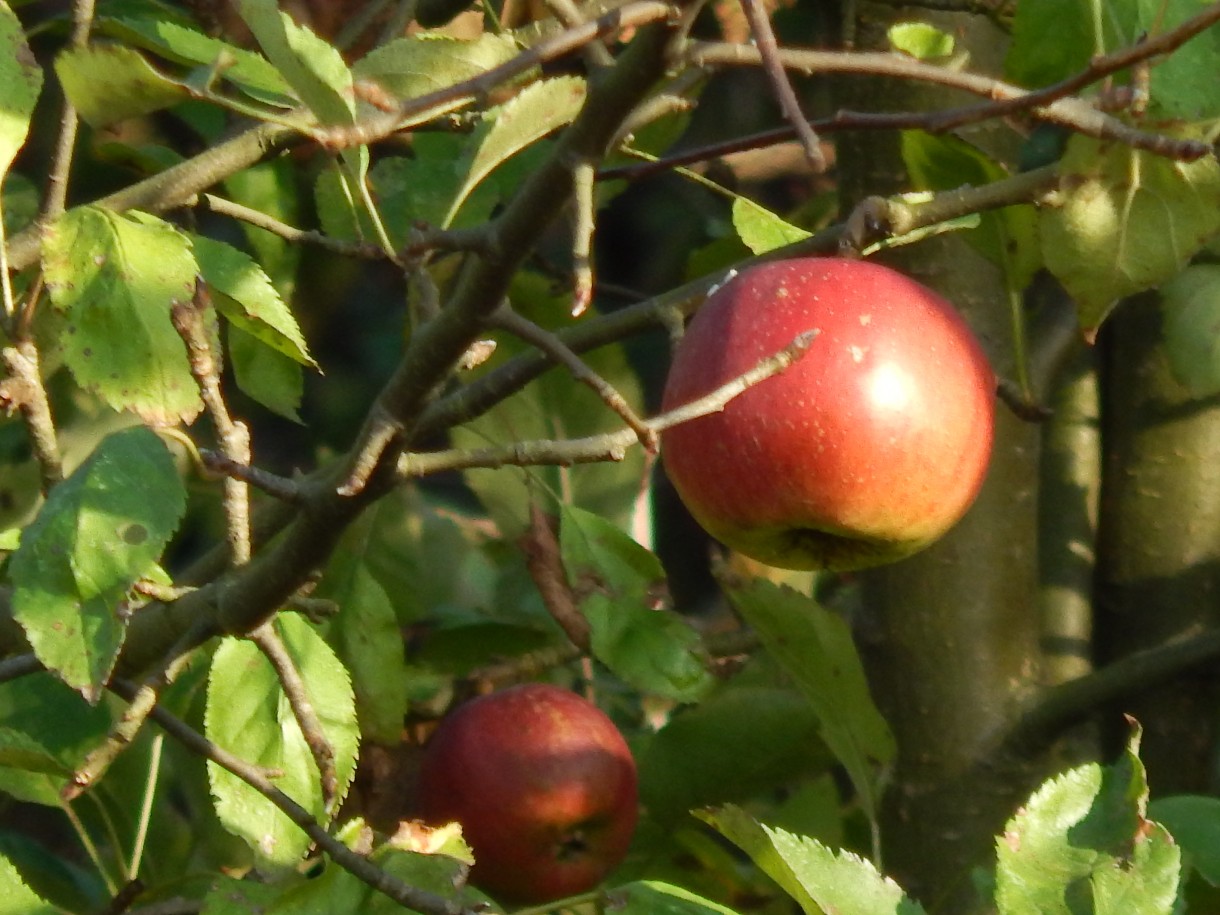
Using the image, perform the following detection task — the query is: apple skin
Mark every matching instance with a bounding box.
[660,256,995,571]
[415,683,639,904]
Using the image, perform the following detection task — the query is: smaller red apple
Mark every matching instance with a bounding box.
[415,683,639,904]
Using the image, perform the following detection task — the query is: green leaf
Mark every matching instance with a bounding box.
[3,172,39,237]
[1005,0,1093,88]
[1149,795,1220,887]
[321,540,410,745]
[888,22,954,59]
[560,505,712,702]
[314,161,376,242]
[352,32,522,102]
[54,44,188,128]
[0,730,72,778]
[101,16,294,107]
[1008,0,1220,119]
[1041,133,1220,333]
[0,674,115,806]
[445,75,586,227]
[201,876,283,914]
[995,729,1180,915]
[732,197,812,256]
[612,880,745,915]
[227,323,304,422]
[1161,265,1220,397]
[451,273,647,537]
[900,131,1040,291]
[206,614,359,868]
[0,2,41,178]
[639,679,832,824]
[0,854,58,915]
[368,136,503,239]
[10,427,186,699]
[700,805,925,915]
[723,580,894,823]
[237,0,354,127]
[192,235,316,368]
[42,207,203,425]
[1102,0,1220,121]
[223,158,303,300]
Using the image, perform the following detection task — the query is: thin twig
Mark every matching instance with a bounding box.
[544,0,616,67]
[521,503,592,650]
[923,0,1220,134]
[570,158,597,316]
[684,39,1212,160]
[248,621,341,816]
[318,0,679,147]
[490,303,656,449]
[0,341,63,491]
[0,652,40,683]
[107,678,474,915]
[399,328,817,479]
[739,0,826,173]
[41,0,97,223]
[171,283,253,565]
[200,194,387,259]
[199,450,305,504]
[64,621,213,800]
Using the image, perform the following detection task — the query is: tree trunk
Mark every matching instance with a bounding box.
[1095,294,1220,796]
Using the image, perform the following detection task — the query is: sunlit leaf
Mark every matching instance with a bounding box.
[206,614,358,868]
[352,32,521,102]
[0,2,41,177]
[101,16,294,107]
[445,75,586,226]
[700,805,925,915]
[10,427,185,699]
[192,234,316,368]
[55,44,188,127]
[0,853,58,915]
[1041,133,1220,333]
[996,727,1180,915]
[42,206,203,425]
[888,22,954,59]
[732,197,811,256]
[237,0,353,127]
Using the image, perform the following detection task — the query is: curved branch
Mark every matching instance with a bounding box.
[1006,628,1220,754]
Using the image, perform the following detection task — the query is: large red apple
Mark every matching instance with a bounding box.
[660,256,995,571]
[415,683,639,904]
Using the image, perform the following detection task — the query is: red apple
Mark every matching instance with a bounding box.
[660,256,995,571]
[415,683,639,904]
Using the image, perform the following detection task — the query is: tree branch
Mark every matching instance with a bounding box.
[1006,628,1220,754]
[683,39,1212,160]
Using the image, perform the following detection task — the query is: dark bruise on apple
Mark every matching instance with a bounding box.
[415,683,639,904]
[660,256,996,572]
